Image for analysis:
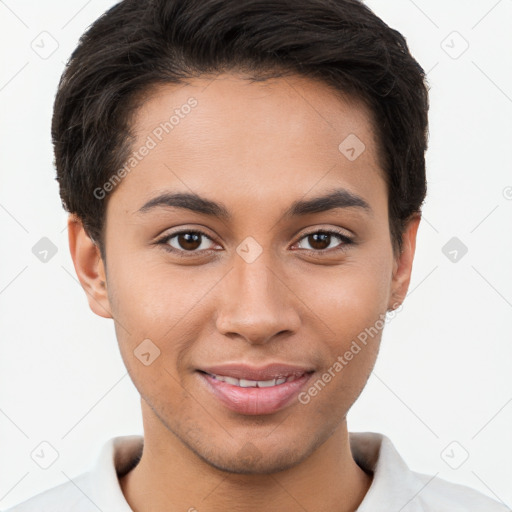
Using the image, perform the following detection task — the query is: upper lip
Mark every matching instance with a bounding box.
[199,363,315,381]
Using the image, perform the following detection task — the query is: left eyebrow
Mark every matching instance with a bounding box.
[136,188,372,220]
[283,188,373,218]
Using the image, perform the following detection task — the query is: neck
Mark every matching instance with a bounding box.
[120,402,373,512]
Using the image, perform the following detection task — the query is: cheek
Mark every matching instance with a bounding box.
[297,276,385,418]
[106,259,217,389]
[292,256,390,386]
[107,255,209,331]
[295,256,391,334]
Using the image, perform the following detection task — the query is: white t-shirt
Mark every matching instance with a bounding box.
[4,432,510,511]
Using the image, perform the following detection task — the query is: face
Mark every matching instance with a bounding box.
[70,73,419,474]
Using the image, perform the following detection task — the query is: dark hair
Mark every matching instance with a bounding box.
[52,0,429,259]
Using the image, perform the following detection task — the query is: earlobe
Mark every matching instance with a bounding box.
[67,214,113,319]
[388,213,421,311]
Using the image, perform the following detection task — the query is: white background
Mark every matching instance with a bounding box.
[1,0,511,509]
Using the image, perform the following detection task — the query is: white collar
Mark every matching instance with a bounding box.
[87,431,411,510]
[81,431,506,512]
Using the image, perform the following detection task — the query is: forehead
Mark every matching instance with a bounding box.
[110,73,386,216]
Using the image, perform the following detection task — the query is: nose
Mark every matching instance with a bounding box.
[215,249,301,345]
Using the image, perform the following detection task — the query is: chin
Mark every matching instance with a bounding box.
[200,447,305,475]
[187,431,324,476]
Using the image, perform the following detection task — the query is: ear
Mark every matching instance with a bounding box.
[67,214,113,319]
[388,213,421,311]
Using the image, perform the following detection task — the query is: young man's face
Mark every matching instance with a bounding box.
[70,73,419,474]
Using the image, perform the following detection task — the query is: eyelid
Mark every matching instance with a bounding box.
[156,225,354,256]
[290,227,354,252]
[156,228,219,252]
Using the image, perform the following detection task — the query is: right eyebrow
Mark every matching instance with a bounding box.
[136,192,230,220]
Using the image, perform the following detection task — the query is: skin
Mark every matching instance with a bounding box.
[68,73,420,512]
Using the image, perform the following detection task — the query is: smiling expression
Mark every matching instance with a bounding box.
[71,72,418,474]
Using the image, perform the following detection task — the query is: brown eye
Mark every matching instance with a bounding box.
[162,230,217,253]
[307,232,331,250]
[295,229,353,253]
[176,232,202,251]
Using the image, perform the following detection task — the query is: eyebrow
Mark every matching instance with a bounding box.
[136,188,372,219]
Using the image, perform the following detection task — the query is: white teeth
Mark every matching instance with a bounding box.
[239,378,258,387]
[257,379,278,387]
[209,373,303,387]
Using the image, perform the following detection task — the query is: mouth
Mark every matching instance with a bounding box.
[203,372,304,388]
[196,363,315,415]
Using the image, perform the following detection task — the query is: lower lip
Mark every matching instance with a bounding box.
[198,371,314,415]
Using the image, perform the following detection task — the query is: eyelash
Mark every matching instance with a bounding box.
[155,228,354,257]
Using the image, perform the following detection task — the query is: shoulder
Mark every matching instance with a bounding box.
[350,432,510,512]
[3,435,141,512]
[412,470,510,512]
[3,473,94,512]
